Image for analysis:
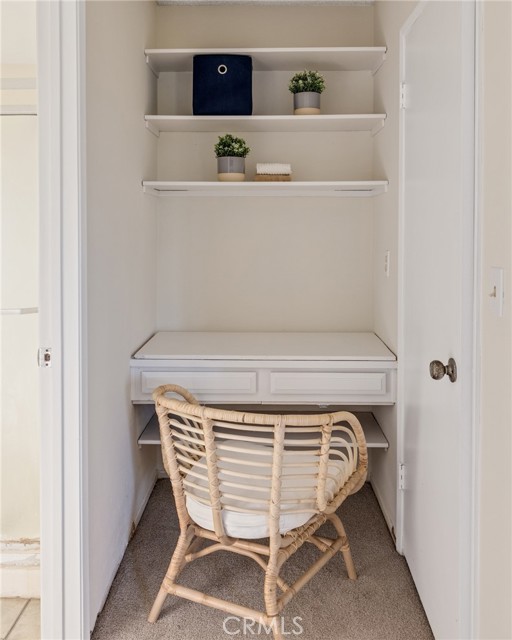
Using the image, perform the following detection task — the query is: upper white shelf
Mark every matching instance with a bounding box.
[145,114,386,135]
[145,47,387,76]
[142,180,388,197]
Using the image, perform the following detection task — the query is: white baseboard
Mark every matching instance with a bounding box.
[370,480,396,541]
[134,469,158,527]
[0,541,40,598]
[156,449,168,479]
[157,465,168,479]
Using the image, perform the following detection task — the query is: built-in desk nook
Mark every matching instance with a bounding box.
[131,331,396,449]
[47,0,495,635]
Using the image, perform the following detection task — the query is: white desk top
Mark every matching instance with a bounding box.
[132,332,396,362]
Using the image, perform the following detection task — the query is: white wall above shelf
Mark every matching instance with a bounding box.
[145,114,387,135]
[145,47,387,75]
[142,180,388,197]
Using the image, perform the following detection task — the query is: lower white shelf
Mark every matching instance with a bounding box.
[138,410,388,449]
[142,180,388,197]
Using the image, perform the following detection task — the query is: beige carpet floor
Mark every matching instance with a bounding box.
[92,480,433,640]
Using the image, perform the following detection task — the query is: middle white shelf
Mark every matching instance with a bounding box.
[145,114,387,135]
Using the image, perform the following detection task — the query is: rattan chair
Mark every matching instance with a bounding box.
[148,384,368,639]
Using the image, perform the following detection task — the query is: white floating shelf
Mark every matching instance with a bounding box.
[138,411,389,449]
[145,47,387,75]
[145,114,386,135]
[142,180,388,197]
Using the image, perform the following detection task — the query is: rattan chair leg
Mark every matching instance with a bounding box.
[341,544,357,580]
[264,560,282,610]
[148,528,195,623]
[166,531,195,582]
[271,617,284,640]
[264,573,279,618]
[264,561,285,639]
[328,514,357,580]
[148,588,168,623]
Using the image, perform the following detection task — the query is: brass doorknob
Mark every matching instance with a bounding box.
[429,358,457,382]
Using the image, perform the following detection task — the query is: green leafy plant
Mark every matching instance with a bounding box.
[214,134,250,158]
[288,69,326,94]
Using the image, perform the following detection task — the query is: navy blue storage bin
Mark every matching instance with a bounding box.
[193,54,252,116]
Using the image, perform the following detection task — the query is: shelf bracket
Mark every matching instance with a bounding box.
[371,117,386,137]
[145,54,159,78]
[372,50,387,75]
[145,119,160,138]
[141,182,159,197]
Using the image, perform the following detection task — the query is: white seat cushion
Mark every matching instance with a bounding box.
[185,441,348,539]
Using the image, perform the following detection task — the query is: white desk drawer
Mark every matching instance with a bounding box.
[140,371,258,397]
[270,371,387,398]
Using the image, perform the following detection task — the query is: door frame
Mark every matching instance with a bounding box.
[38,1,88,638]
[396,0,481,637]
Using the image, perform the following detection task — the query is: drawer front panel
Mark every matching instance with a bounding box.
[270,372,387,396]
[140,371,257,396]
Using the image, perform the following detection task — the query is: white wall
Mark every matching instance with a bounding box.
[154,4,374,49]
[477,2,512,637]
[156,197,374,331]
[0,1,36,66]
[154,4,377,332]
[0,0,40,598]
[85,1,158,629]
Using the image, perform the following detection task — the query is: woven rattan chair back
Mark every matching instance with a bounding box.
[149,384,368,639]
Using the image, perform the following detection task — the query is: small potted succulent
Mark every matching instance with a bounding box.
[214,133,251,182]
[288,69,326,115]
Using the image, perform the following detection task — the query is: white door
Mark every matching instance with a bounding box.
[400,2,475,639]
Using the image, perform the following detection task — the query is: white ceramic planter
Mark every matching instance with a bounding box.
[217,156,246,182]
[293,91,321,115]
